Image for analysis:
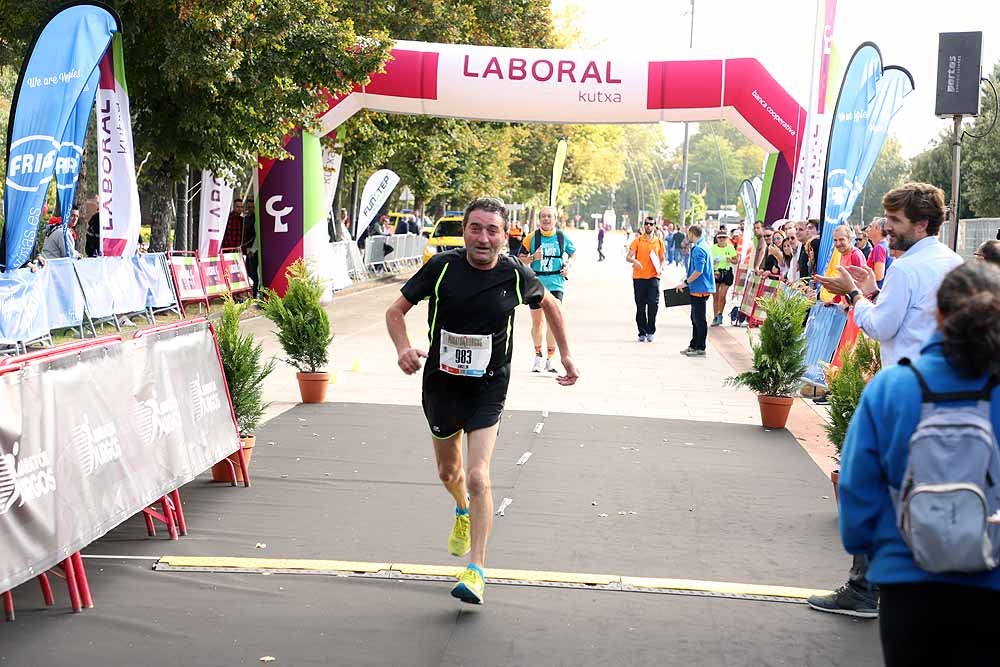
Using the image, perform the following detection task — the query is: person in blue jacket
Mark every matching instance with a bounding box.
[673,224,715,357]
[838,261,1000,667]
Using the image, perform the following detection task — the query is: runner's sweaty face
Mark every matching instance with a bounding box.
[539,208,556,232]
[463,209,508,269]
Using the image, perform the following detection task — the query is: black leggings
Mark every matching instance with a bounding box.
[879,583,1000,667]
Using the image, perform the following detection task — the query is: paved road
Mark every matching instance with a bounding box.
[4,229,881,666]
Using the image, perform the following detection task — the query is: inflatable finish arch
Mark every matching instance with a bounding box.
[258,41,806,292]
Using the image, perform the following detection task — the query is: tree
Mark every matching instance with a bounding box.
[687,122,766,209]
[961,61,1000,217]
[908,131,973,219]
[660,190,706,225]
[2,1,393,250]
[850,136,907,225]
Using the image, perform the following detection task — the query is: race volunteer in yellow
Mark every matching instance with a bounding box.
[385,197,580,606]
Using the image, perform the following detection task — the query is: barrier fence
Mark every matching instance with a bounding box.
[0,321,242,601]
[0,254,182,354]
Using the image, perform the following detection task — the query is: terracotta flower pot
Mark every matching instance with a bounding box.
[211,435,255,483]
[831,469,840,505]
[296,371,330,403]
[757,394,794,429]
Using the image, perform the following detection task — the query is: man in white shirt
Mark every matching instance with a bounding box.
[816,182,962,367]
[809,182,962,619]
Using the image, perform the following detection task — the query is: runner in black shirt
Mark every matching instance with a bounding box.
[386,197,579,605]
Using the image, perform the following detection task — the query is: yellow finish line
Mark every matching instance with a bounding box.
[155,556,830,602]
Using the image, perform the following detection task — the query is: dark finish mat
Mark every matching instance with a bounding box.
[0,403,880,664]
[1,560,879,667]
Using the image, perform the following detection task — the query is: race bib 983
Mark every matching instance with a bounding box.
[440,330,492,377]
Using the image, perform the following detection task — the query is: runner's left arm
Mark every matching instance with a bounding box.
[386,296,427,375]
[539,293,579,386]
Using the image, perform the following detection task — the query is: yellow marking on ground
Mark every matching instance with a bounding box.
[488,568,618,586]
[157,556,829,599]
[158,556,390,573]
[392,563,464,577]
[620,576,829,599]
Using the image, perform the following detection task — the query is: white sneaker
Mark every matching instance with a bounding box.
[532,356,545,373]
[545,358,558,373]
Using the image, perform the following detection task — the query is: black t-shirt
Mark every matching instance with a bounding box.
[401,249,545,384]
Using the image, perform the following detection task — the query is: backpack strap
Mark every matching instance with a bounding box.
[556,231,565,257]
[900,357,999,403]
[532,229,541,253]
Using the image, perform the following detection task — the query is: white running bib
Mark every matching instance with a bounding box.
[439,330,492,377]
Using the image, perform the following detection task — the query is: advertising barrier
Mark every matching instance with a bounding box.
[1,254,180,351]
[221,252,252,296]
[167,253,210,316]
[801,303,850,387]
[198,256,228,300]
[0,322,241,594]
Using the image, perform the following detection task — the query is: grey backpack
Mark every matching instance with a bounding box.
[891,359,1000,573]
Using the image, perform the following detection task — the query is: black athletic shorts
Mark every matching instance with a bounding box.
[715,269,734,286]
[529,289,562,310]
[422,368,510,438]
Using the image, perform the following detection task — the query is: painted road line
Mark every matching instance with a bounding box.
[496,497,513,516]
[157,556,390,573]
[153,556,832,602]
[516,451,532,465]
[82,554,162,561]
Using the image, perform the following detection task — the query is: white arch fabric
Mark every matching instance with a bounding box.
[318,41,806,172]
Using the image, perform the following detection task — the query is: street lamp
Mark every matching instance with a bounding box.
[690,172,701,195]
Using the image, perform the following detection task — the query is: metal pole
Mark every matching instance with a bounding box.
[949,114,962,251]
[678,0,695,227]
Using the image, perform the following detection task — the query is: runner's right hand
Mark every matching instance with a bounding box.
[397,348,427,375]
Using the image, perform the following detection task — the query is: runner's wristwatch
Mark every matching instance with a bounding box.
[847,289,861,306]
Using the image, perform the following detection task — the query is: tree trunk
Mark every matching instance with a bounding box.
[174,168,189,251]
[414,196,425,222]
[146,170,175,253]
[73,143,90,255]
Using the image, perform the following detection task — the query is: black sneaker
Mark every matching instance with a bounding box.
[807,583,878,619]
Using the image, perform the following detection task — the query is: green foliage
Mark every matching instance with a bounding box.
[261,260,332,373]
[961,61,1000,217]
[908,132,973,219]
[824,335,881,458]
[850,136,908,225]
[727,290,811,397]
[688,122,766,209]
[660,190,706,225]
[217,294,276,435]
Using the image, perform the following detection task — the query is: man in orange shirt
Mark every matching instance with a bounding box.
[626,216,666,342]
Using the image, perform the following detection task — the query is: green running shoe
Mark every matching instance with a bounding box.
[448,511,471,557]
[451,565,485,605]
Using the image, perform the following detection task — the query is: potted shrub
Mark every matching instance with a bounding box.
[727,289,811,428]
[212,294,276,482]
[261,260,333,403]
[823,334,881,498]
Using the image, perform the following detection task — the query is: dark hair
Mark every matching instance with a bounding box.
[689,224,703,238]
[882,182,946,236]
[975,240,1000,265]
[463,197,509,231]
[937,262,1000,377]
